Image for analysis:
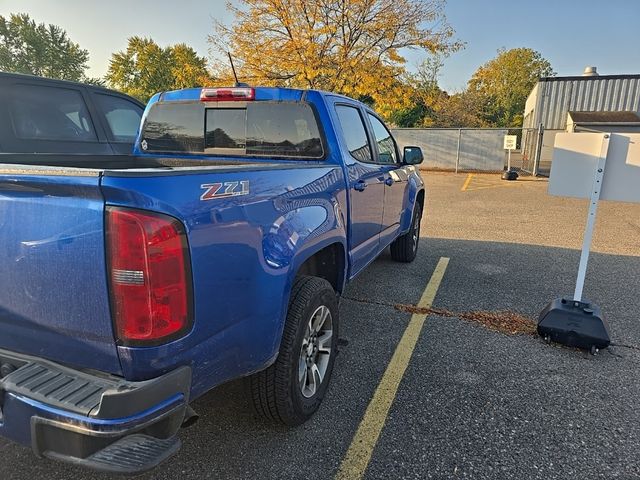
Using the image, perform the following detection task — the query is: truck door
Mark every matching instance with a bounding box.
[334,104,385,276]
[366,112,407,246]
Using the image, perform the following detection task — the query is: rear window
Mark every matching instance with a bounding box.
[8,85,97,142]
[141,103,204,153]
[141,102,323,159]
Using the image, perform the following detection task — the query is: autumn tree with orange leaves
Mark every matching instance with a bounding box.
[209,0,460,117]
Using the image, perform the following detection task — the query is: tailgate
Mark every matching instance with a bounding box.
[0,171,121,374]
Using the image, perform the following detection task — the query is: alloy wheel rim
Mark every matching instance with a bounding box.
[412,214,421,251]
[298,305,333,398]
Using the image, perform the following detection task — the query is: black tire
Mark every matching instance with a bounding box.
[250,276,339,426]
[390,203,423,263]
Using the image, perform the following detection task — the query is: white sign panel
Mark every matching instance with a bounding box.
[503,135,517,150]
[548,132,640,203]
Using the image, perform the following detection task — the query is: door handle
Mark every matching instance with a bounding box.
[354,180,367,191]
[384,177,394,186]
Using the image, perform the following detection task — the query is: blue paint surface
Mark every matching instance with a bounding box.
[0,87,424,446]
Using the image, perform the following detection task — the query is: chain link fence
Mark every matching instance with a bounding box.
[392,126,546,175]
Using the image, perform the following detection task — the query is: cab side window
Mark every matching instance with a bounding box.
[367,113,397,164]
[95,94,143,143]
[335,105,372,163]
[8,85,97,142]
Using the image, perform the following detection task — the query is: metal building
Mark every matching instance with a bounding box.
[522,68,640,175]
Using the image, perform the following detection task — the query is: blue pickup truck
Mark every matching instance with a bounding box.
[0,85,425,473]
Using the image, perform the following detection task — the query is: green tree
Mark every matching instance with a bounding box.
[106,37,211,102]
[467,47,554,127]
[389,55,446,127]
[0,13,89,81]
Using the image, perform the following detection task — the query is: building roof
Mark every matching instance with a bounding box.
[539,73,640,82]
[568,111,640,124]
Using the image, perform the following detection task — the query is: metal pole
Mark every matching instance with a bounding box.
[573,133,610,301]
[455,128,461,174]
[507,148,512,171]
[532,123,544,176]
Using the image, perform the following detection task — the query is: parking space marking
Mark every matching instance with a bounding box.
[460,173,474,191]
[335,257,450,480]
[462,174,524,192]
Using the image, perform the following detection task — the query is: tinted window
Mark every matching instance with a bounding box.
[367,114,397,164]
[142,102,323,158]
[205,109,246,149]
[9,85,97,142]
[141,102,204,153]
[335,105,372,163]
[205,103,323,158]
[95,94,143,142]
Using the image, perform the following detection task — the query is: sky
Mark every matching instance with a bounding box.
[1,0,639,92]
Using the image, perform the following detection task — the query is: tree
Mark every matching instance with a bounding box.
[0,13,89,81]
[467,48,554,127]
[429,90,487,127]
[106,37,212,102]
[390,89,487,128]
[82,77,107,87]
[389,55,446,127]
[210,0,460,118]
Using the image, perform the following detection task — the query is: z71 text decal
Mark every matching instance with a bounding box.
[200,181,250,201]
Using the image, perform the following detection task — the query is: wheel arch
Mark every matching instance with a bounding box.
[263,238,347,370]
[400,180,426,234]
[293,241,347,295]
[416,188,425,212]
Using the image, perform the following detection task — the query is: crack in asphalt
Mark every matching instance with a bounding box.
[606,348,625,359]
[626,219,640,234]
[343,297,640,354]
[610,342,640,351]
[342,296,537,336]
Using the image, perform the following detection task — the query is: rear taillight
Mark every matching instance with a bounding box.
[106,207,192,345]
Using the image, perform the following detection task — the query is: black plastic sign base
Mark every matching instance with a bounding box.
[538,298,611,350]
[501,170,519,181]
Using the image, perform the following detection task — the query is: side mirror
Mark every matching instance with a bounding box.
[403,146,424,165]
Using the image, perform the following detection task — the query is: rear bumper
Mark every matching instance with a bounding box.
[0,348,191,473]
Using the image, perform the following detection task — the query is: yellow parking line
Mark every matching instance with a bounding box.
[460,173,474,191]
[467,183,520,191]
[335,257,450,480]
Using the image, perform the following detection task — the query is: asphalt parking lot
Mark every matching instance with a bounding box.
[2,172,639,479]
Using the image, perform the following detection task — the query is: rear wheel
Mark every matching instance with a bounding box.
[250,276,338,426]
[390,203,422,263]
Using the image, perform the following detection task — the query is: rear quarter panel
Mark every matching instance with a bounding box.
[101,164,347,397]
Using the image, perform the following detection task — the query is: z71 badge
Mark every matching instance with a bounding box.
[200,181,250,201]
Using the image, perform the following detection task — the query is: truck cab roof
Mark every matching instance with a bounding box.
[152,85,367,107]
[155,86,305,103]
[0,71,144,101]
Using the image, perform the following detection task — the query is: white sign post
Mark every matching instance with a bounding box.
[571,135,610,303]
[539,132,640,352]
[502,134,518,180]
